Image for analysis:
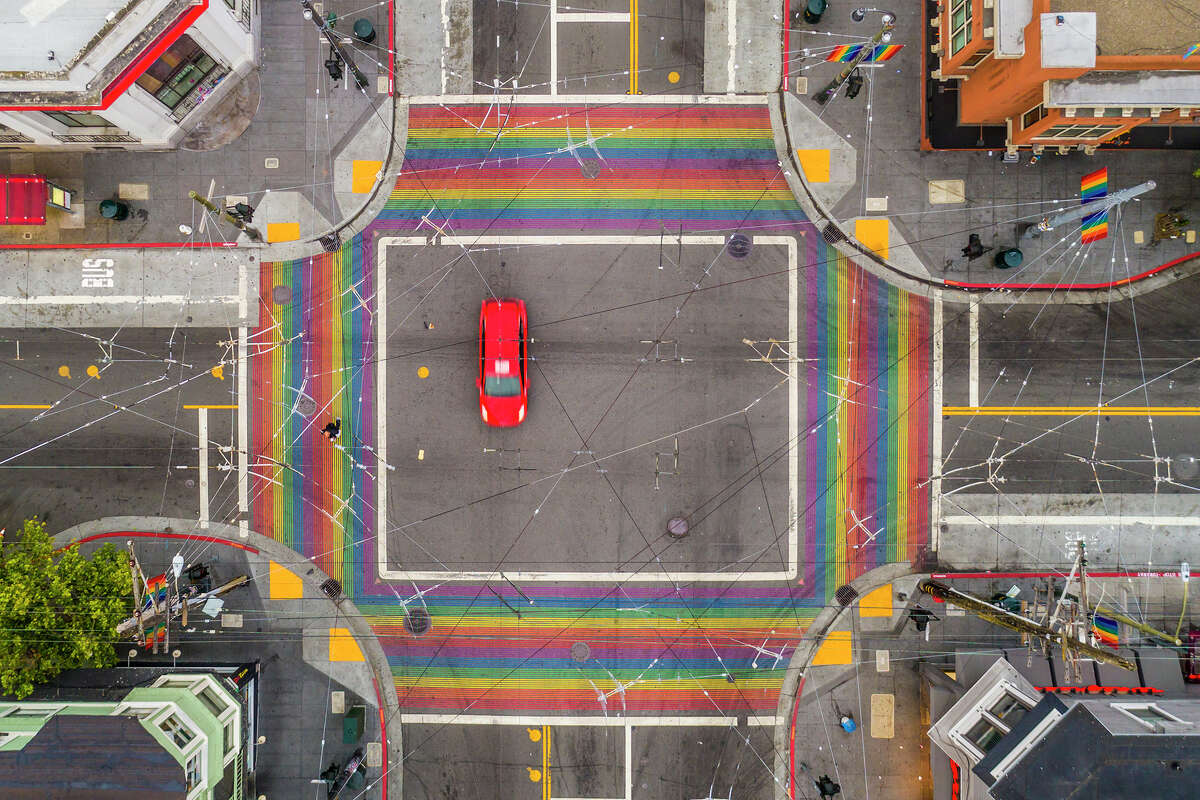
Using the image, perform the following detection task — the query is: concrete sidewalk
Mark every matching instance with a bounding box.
[54,516,402,800]
[776,6,1200,297]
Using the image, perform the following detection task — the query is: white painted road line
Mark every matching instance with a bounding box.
[550,0,558,96]
[557,11,630,21]
[726,0,736,93]
[398,714,776,726]
[932,296,943,553]
[376,233,390,573]
[943,515,1200,527]
[198,407,210,530]
[376,235,799,583]
[405,94,768,105]
[237,326,249,538]
[968,299,979,407]
[0,294,240,305]
[624,719,632,800]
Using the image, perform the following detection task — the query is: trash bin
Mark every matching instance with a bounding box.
[353,18,376,43]
[994,247,1023,269]
[343,705,365,743]
[99,198,129,221]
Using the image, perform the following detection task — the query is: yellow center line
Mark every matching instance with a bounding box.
[943,406,1200,416]
[628,0,639,94]
[0,404,51,409]
[183,404,239,410]
[543,724,551,800]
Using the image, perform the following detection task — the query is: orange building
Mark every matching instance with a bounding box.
[931,0,1200,153]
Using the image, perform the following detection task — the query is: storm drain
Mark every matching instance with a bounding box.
[404,607,432,636]
[726,233,752,258]
[320,578,343,602]
[835,584,859,607]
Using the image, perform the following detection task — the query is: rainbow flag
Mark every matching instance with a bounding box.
[142,574,168,613]
[825,44,903,63]
[1185,43,1199,59]
[1092,613,1119,647]
[1080,167,1108,243]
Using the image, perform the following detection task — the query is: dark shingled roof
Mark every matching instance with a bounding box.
[988,704,1200,800]
[0,715,185,799]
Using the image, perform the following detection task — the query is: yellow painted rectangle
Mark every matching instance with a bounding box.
[330,627,365,662]
[0,404,51,409]
[870,693,895,738]
[269,560,303,599]
[795,149,831,183]
[352,160,384,194]
[811,630,852,666]
[859,583,893,618]
[855,219,889,260]
[267,222,301,243]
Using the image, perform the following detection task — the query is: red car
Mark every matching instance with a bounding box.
[477,298,528,427]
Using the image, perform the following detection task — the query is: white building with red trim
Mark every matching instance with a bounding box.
[0,0,257,150]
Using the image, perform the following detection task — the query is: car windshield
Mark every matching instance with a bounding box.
[483,376,521,397]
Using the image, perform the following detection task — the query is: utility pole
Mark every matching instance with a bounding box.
[920,578,1135,672]
[127,542,147,647]
[1024,181,1156,238]
[188,191,262,242]
[300,0,369,90]
[812,8,896,105]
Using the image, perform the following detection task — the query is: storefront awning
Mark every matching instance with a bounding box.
[0,174,47,225]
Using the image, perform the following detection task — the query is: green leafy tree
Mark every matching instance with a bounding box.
[0,519,131,698]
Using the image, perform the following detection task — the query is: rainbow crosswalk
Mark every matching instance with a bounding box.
[249,101,930,714]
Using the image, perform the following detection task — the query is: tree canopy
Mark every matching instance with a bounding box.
[0,519,131,698]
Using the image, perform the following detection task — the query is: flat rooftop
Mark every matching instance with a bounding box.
[1048,0,1200,57]
[0,0,132,73]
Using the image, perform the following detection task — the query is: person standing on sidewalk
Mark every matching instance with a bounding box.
[322,418,342,441]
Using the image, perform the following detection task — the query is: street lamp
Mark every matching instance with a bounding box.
[812,7,896,105]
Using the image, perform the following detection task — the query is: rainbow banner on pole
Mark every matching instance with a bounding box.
[1092,612,1119,647]
[1185,43,1199,59]
[142,574,168,613]
[824,44,903,63]
[1080,167,1109,244]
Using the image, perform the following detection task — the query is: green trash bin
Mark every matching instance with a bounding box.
[994,247,1023,269]
[99,198,129,221]
[343,705,365,744]
[353,18,376,43]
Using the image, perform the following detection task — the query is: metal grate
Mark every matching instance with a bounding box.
[51,134,139,143]
[834,584,858,607]
[404,608,432,636]
[320,578,342,601]
[319,231,342,252]
[821,223,846,245]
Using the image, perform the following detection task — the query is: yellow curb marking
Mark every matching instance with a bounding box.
[811,629,852,666]
[855,219,889,260]
[269,560,303,600]
[795,149,831,183]
[352,160,385,194]
[266,222,301,243]
[858,583,893,618]
[329,627,365,662]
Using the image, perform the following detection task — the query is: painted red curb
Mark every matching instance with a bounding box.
[788,675,805,799]
[0,241,238,250]
[70,530,259,553]
[943,250,1200,291]
[930,570,1184,579]
[373,676,389,798]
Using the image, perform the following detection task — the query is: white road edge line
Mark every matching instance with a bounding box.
[968,299,979,408]
[238,326,249,538]
[398,713,776,726]
[404,94,768,105]
[624,719,632,800]
[942,515,1200,526]
[550,0,558,96]
[440,0,449,94]
[557,11,630,21]
[726,0,736,93]
[931,296,942,553]
[376,234,798,583]
[377,234,390,580]
[198,407,209,530]
[0,295,241,306]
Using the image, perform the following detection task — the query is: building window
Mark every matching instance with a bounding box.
[956,689,1035,757]
[198,687,228,717]
[961,48,991,68]
[41,111,111,128]
[223,718,237,752]
[1114,704,1192,732]
[4,707,55,718]
[1022,104,1047,129]
[949,0,973,55]
[1033,124,1122,141]
[186,751,204,790]
[965,716,1006,753]
[159,714,195,749]
[135,34,220,111]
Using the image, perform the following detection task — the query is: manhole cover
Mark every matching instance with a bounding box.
[726,233,752,259]
[185,478,195,488]
[580,158,602,179]
[667,516,689,539]
[294,395,318,417]
[404,607,432,636]
[1176,454,1200,480]
[571,642,591,662]
[272,284,293,305]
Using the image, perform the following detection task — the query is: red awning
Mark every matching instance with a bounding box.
[0,174,47,225]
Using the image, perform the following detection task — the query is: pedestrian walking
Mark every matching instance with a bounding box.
[322,418,342,441]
